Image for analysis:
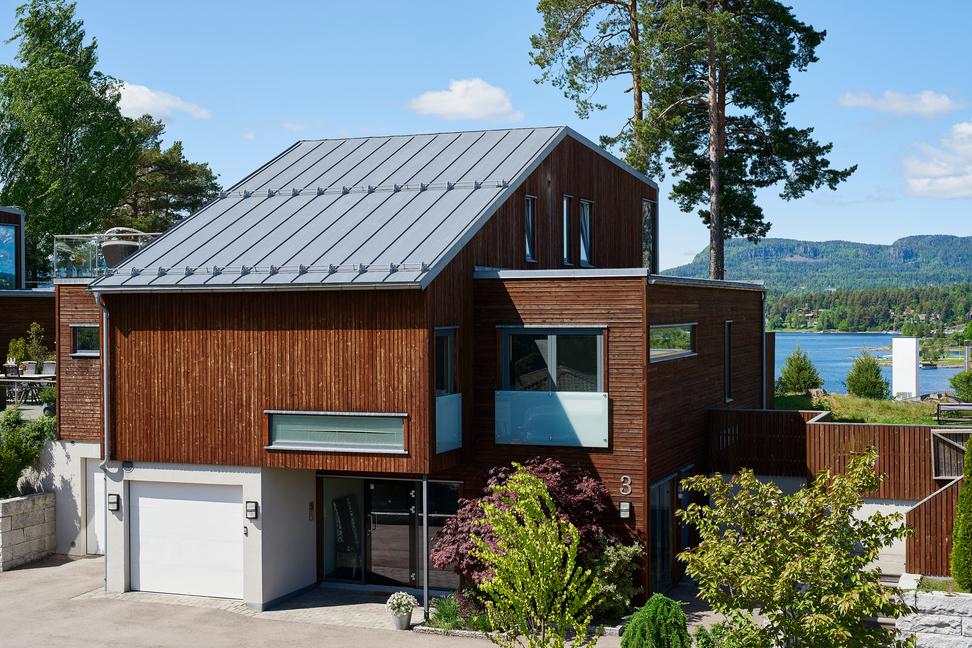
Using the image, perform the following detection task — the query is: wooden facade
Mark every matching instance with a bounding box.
[906,478,963,577]
[55,283,102,442]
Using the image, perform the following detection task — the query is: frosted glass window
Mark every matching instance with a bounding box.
[268,413,405,452]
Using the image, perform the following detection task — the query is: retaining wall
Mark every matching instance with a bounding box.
[897,590,972,647]
[0,491,55,570]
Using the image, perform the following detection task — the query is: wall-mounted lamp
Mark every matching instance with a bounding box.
[619,501,631,519]
[245,501,259,520]
[107,493,120,512]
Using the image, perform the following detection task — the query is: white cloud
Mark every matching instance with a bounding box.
[118,82,210,121]
[904,120,972,198]
[408,78,524,122]
[838,90,964,118]
[280,121,307,133]
[242,131,256,141]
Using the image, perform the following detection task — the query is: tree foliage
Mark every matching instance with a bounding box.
[0,0,139,279]
[775,346,822,395]
[845,352,890,400]
[949,370,972,403]
[0,406,54,498]
[619,594,690,648]
[104,115,220,232]
[676,448,914,647]
[431,457,615,584]
[951,447,972,592]
[472,464,604,648]
[530,0,854,279]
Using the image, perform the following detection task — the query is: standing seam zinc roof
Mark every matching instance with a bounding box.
[89,126,655,292]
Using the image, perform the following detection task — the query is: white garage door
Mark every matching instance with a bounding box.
[130,482,244,599]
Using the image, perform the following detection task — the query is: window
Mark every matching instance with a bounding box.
[267,411,405,453]
[0,223,16,289]
[435,329,456,396]
[579,200,593,266]
[649,476,675,593]
[525,196,537,262]
[642,199,659,274]
[562,195,572,265]
[724,321,733,402]
[504,329,602,392]
[71,324,100,356]
[649,323,696,362]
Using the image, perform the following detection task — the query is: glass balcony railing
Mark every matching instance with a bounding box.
[53,229,158,279]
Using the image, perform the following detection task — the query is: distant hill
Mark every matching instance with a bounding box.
[662,235,972,293]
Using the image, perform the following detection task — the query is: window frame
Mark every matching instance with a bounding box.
[562,194,573,265]
[434,327,457,397]
[264,410,408,454]
[500,327,604,392]
[525,195,538,263]
[648,322,697,363]
[70,323,100,358]
[724,320,733,403]
[579,199,593,267]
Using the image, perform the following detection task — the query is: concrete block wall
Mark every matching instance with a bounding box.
[898,590,972,647]
[0,491,55,570]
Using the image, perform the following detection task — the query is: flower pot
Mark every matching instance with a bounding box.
[391,611,411,630]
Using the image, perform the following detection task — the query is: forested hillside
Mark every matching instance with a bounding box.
[767,283,972,333]
[663,235,972,292]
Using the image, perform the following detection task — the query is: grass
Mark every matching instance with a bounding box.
[918,577,959,593]
[425,593,491,633]
[775,393,938,425]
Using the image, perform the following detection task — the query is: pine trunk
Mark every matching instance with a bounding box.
[706,0,724,280]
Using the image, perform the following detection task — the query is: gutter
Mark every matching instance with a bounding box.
[96,294,110,591]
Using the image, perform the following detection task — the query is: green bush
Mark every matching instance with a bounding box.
[0,407,54,498]
[39,385,56,407]
[6,337,26,364]
[590,540,643,622]
[25,322,51,364]
[952,446,972,592]
[775,346,823,395]
[620,594,690,648]
[428,593,463,631]
[845,352,890,400]
[950,370,972,403]
[692,619,768,648]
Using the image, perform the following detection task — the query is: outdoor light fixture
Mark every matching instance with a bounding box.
[619,501,631,519]
[107,494,120,512]
[246,501,259,520]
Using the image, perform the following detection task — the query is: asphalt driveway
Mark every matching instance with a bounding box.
[0,556,624,648]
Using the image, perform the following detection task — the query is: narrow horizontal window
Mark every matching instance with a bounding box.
[579,200,592,266]
[649,323,696,362]
[267,412,405,453]
[71,324,100,356]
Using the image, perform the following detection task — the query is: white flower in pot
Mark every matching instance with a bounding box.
[386,591,419,630]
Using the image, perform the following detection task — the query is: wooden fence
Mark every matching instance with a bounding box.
[906,478,964,577]
[709,408,969,577]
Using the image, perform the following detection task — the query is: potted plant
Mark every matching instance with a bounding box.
[386,591,418,630]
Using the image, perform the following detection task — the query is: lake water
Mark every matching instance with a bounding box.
[774,332,964,396]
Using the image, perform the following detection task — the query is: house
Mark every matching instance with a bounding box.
[0,206,54,367]
[52,126,768,610]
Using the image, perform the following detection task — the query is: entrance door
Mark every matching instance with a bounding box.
[84,459,105,555]
[366,480,416,587]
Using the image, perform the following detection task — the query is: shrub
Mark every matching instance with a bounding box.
[950,370,972,403]
[775,346,822,395]
[473,464,604,648]
[952,446,972,592]
[845,352,890,400]
[39,385,56,407]
[590,540,643,622]
[25,322,51,364]
[6,336,26,364]
[692,618,768,648]
[432,457,615,584]
[620,594,690,648]
[0,407,54,498]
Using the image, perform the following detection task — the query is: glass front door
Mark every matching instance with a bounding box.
[366,480,416,587]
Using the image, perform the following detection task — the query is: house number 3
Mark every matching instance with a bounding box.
[619,476,632,496]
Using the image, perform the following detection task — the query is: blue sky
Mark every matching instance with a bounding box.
[2,1,971,270]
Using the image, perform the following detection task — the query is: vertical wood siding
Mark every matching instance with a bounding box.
[906,478,963,577]
[55,284,103,442]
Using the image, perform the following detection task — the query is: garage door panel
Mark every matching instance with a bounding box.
[130,482,243,599]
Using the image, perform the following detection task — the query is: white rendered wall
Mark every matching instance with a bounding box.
[260,468,316,606]
[36,440,102,555]
[104,463,264,608]
[892,337,920,399]
[859,499,916,576]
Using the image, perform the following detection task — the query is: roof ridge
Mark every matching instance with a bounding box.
[296,125,565,143]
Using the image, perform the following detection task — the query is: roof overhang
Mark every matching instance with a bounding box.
[473,266,765,292]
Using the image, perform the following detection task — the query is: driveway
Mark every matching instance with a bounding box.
[0,556,624,648]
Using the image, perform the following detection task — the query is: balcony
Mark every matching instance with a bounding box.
[53,229,158,279]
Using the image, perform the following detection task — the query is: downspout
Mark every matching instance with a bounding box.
[96,292,110,591]
[760,291,767,409]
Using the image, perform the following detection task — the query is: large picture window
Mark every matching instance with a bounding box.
[504,329,602,392]
[0,223,16,289]
[525,196,537,262]
[579,200,593,267]
[649,323,696,362]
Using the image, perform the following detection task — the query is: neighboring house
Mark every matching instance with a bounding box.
[52,127,768,610]
[0,206,54,365]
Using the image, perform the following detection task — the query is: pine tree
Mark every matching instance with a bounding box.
[952,448,972,592]
[845,352,890,400]
[775,346,822,395]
